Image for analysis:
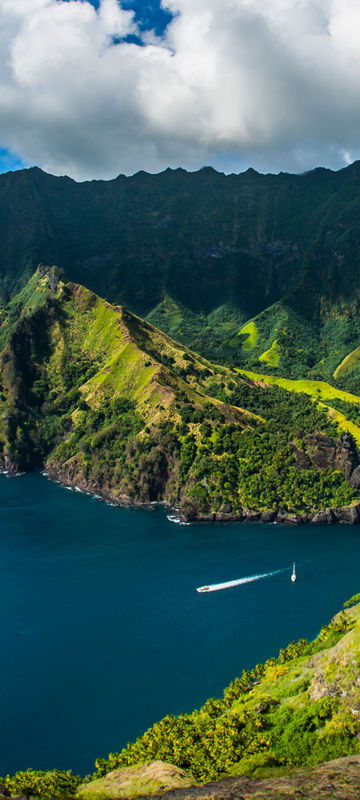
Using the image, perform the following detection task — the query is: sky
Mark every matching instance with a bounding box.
[1,0,360,180]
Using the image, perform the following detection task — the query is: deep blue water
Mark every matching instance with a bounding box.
[1,473,360,777]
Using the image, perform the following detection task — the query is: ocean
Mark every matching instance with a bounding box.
[1,472,360,776]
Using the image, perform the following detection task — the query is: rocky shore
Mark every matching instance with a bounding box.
[181,502,360,524]
[3,454,360,526]
[43,468,360,525]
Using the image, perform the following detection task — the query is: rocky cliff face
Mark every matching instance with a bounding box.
[1,269,360,522]
[4,163,360,382]
[292,430,359,481]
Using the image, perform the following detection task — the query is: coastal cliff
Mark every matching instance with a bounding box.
[3,596,360,799]
[1,269,360,521]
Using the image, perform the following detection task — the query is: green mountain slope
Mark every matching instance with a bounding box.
[85,597,360,786]
[4,598,360,800]
[1,268,360,519]
[2,163,360,385]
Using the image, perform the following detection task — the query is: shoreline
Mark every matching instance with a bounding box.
[37,469,360,526]
[183,505,360,525]
[3,465,360,525]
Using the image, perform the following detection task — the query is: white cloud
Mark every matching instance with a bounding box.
[1,0,360,178]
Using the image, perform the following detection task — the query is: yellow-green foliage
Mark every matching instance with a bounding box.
[10,269,63,312]
[1,270,357,515]
[259,340,280,367]
[238,320,258,351]
[77,761,194,800]
[3,768,80,800]
[334,346,360,380]
[322,404,360,448]
[162,294,184,323]
[94,603,360,784]
[236,369,360,405]
[235,369,360,444]
[0,268,65,348]
[4,604,360,800]
[42,286,166,422]
[82,341,158,411]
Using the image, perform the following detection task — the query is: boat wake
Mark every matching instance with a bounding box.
[196,567,288,593]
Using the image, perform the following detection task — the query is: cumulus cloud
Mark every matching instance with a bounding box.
[1,0,360,178]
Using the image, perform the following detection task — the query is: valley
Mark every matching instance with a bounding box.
[0,268,360,520]
[2,163,360,798]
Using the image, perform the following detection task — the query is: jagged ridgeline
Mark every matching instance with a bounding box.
[3,164,360,387]
[3,596,360,800]
[1,267,360,519]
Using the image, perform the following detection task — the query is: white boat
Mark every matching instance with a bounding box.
[291,562,296,582]
[196,573,269,593]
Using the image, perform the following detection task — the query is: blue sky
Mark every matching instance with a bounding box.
[99,0,172,35]
[62,0,172,35]
[0,149,27,175]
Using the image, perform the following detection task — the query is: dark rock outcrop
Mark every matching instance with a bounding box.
[260,510,277,523]
[334,504,360,524]
[276,510,303,524]
[304,432,336,471]
[335,431,359,479]
[349,465,360,489]
[311,508,335,524]
[292,430,360,490]
[291,441,311,469]
[219,503,233,513]
[214,512,242,522]
[243,510,261,521]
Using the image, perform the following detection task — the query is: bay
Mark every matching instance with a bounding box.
[1,472,360,777]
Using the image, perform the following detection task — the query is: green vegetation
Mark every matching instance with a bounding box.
[4,162,360,389]
[259,339,279,367]
[323,405,360,448]
[197,381,357,514]
[0,269,358,518]
[147,297,246,366]
[4,165,360,800]
[344,593,360,608]
[234,369,360,447]
[334,346,360,380]
[237,320,258,351]
[236,369,360,406]
[92,602,360,784]
[2,769,80,800]
[76,761,194,800]
[3,601,360,799]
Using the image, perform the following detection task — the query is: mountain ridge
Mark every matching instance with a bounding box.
[2,161,360,385]
[0,268,360,522]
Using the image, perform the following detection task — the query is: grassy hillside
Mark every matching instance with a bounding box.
[236,368,360,405]
[3,597,360,800]
[1,269,360,517]
[236,369,360,445]
[2,164,360,386]
[86,597,360,786]
[334,345,360,380]
[77,762,194,800]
